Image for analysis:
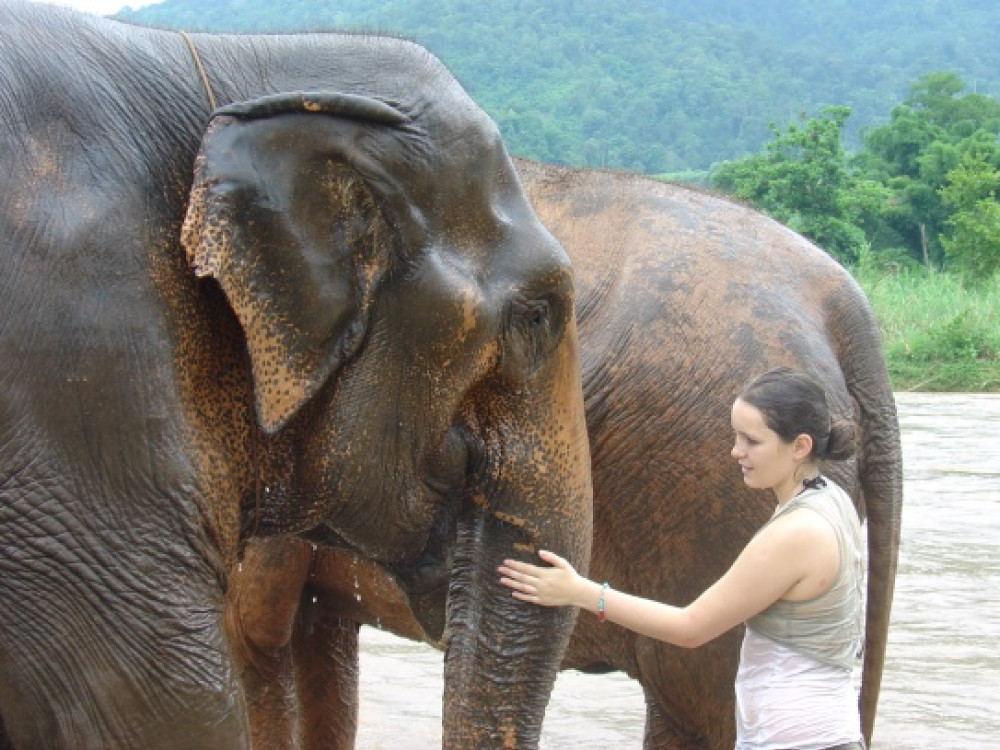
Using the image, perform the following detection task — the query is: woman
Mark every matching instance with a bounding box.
[498,367,866,750]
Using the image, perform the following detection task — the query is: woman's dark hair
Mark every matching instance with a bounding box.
[738,367,857,461]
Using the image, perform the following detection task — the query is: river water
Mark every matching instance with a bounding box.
[356,393,1000,749]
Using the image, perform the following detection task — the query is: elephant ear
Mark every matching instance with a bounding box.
[181,92,425,434]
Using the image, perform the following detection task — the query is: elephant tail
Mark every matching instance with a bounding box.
[830,277,904,745]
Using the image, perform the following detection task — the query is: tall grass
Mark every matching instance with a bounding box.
[854,266,1000,392]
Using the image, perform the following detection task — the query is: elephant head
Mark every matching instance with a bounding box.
[180,91,592,747]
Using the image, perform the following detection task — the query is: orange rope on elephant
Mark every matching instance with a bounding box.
[180,30,217,111]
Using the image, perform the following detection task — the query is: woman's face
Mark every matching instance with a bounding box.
[730,398,802,501]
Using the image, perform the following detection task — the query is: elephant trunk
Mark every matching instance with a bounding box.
[441,508,580,750]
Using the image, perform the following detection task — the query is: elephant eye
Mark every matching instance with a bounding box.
[515,295,559,344]
[526,300,550,329]
[499,292,567,381]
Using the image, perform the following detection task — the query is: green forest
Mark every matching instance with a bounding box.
[705,75,999,390]
[116,0,999,390]
[118,0,1000,174]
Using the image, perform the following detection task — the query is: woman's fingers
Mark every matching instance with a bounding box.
[537,549,564,566]
[499,573,532,591]
[499,559,545,579]
[498,563,537,593]
[499,551,576,608]
[502,550,569,575]
[538,549,577,577]
[498,569,543,604]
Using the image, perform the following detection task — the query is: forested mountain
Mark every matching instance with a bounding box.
[115,0,1000,175]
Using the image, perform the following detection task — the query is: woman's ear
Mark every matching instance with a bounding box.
[792,433,815,462]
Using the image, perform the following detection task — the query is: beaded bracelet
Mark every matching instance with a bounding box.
[597,582,609,622]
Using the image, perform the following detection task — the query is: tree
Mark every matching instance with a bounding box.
[859,72,1000,267]
[939,149,1000,280]
[710,106,865,263]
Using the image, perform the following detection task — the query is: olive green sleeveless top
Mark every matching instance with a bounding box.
[745,478,864,670]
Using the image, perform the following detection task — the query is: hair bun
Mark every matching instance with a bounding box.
[824,416,858,461]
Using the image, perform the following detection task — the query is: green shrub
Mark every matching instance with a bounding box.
[855,267,1000,391]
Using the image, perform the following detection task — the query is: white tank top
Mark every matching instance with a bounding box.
[734,626,862,749]
[734,478,864,748]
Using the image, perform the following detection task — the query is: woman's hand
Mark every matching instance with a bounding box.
[498,549,596,608]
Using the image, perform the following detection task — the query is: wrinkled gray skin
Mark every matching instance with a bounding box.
[241,160,902,749]
[0,3,592,749]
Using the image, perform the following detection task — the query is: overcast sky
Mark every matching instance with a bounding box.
[29,0,161,16]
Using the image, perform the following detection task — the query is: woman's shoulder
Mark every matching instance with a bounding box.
[766,503,838,546]
[783,478,862,541]
[753,505,838,579]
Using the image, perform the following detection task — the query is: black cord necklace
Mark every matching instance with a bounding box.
[800,475,827,493]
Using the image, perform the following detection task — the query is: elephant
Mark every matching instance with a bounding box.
[229,159,902,749]
[517,159,901,749]
[0,4,593,749]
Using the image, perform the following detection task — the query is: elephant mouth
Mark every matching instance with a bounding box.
[297,424,491,643]
[383,489,464,642]
[301,486,462,643]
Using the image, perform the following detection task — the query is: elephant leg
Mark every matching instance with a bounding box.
[642,693,704,750]
[291,546,427,749]
[225,536,314,750]
[0,714,12,750]
[292,600,360,750]
[636,637,739,750]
